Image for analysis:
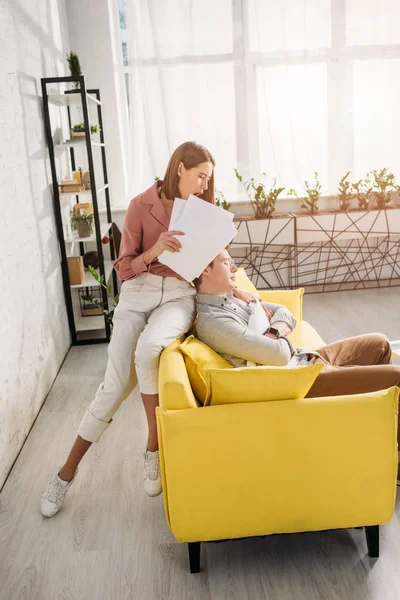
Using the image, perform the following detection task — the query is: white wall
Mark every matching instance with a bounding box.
[0,0,71,489]
[66,0,130,208]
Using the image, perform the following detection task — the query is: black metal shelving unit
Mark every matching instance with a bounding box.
[41,75,118,345]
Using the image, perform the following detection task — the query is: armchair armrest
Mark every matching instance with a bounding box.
[289,320,325,350]
[159,338,199,410]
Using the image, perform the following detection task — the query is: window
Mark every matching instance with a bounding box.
[117,0,400,199]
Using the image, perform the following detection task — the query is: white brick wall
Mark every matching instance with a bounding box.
[0,0,71,489]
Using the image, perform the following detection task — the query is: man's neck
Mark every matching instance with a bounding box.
[196,286,228,297]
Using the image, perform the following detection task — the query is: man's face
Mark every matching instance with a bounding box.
[203,250,237,293]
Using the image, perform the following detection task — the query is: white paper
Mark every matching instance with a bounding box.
[158,194,237,281]
[169,197,186,231]
[247,301,270,334]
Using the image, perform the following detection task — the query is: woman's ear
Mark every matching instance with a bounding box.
[177,162,185,177]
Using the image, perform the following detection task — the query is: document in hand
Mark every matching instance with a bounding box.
[158,194,238,281]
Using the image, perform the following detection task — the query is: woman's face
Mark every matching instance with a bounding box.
[177,161,213,200]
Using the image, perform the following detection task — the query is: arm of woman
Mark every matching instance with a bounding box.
[113,199,148,281]
[113,199,184,281]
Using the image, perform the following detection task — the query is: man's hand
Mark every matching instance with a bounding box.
[232,288,261,304]
[264,332,279,340]
[272,320,292,337]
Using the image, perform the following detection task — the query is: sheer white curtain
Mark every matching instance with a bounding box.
[120,0,400,200]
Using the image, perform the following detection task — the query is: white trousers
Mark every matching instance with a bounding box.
[78,273,196,443]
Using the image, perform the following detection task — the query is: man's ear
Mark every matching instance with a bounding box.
[201,265,212,279]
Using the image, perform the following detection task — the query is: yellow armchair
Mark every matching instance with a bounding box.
[157,273,399,573]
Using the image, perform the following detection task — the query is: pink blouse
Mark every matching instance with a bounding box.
[114,182,184,281]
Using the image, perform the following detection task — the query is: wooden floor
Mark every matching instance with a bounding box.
[1,287,400,600]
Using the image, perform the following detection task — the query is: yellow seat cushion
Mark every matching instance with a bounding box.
[235,269,304,322]
[204,363,323,406]
[179,335,233,404]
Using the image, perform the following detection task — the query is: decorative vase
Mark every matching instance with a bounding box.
[76,221,93,238]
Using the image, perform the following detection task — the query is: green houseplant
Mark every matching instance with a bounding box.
[338,171,353,212]
[369,167,396,209]
[234,169,284,218]
[70,211,94,238]
[351,175,374,211]
[66,51,82,89]
[288,172,321,214]
[84,265,119,326]
[215,189,231,211]
[70,122,101,140]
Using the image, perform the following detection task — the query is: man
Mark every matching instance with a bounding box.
[194,249,399,400]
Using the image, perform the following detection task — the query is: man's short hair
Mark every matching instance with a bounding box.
[193,257,216,288]
[192,247,231,288]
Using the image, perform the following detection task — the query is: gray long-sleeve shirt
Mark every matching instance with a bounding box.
[196,293,297,368]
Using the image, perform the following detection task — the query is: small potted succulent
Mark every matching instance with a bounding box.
[70,122,101,141]
[70,211,94,238]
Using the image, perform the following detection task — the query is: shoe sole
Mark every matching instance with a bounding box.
[40,506,60,518]
[144,487,162,497]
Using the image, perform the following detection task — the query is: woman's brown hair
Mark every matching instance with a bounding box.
[160,141,215,204]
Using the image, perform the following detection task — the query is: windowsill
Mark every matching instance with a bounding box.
[101,193,400,218]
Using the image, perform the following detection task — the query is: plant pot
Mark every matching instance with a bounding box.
[71,131,86,141]
[76,221,93,238]
[232,214,296,246]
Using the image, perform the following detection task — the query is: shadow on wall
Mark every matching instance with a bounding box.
[0,0,72,490]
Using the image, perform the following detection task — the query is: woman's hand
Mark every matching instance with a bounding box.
[232,288,261,304]
[143,231,184,265]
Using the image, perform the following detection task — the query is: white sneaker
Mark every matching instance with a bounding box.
[143,450,162,497]
[40,468,78,517]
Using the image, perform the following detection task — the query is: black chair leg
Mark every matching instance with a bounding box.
[365,525,379,558]
[188,542,201,573]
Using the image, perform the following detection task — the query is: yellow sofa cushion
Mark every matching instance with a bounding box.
[204,362,323,406]
[234,268,259,293]
[235,268,304,322]
[179,335,233,404]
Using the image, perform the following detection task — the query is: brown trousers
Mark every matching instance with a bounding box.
[307,333,400,398]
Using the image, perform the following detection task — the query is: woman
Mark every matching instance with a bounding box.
[40,141,255,517]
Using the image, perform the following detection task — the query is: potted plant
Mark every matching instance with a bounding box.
[338,171,354,212]
[86,265,119,327]
[369,167,396,209]
[66,51,82,89]
[215,189,231,211]
[234,169,284,218]
[351,174,374,211]
[288,172,321,214]
[70,211,94,238]
[70,122,101,141]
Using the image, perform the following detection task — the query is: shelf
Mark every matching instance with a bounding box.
[70,260,114,288]
[55,141,105,149]
[75,314,105,332]
[65,222,112,243]
[60,184,109,197]
[47,92,101,107]
[42,76,114,346]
